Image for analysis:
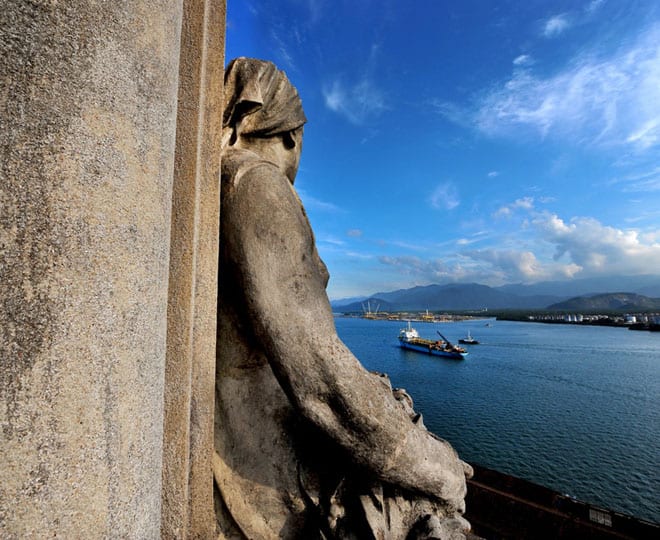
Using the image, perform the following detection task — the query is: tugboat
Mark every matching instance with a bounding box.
[459,331,479,345]
[398,322,467,359]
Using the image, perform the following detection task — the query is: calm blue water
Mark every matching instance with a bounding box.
[335,317,660,524]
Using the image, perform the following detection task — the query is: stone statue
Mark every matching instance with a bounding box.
[214,57,473,539]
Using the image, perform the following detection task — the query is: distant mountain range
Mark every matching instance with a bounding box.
[547,293,660,312]
[331,275,660,312]
[495,274,660,298]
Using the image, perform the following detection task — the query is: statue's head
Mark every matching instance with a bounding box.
[223,58,306,183]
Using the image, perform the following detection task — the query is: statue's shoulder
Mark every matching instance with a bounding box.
[221,147,279,191]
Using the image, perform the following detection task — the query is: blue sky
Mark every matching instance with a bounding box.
[226,0,660,300]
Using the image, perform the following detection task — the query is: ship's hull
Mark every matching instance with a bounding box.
[466,463,659,539]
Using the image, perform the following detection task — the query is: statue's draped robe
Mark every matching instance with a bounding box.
[214,147,470,539]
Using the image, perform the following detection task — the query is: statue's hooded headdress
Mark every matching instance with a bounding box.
[223,58,306,142]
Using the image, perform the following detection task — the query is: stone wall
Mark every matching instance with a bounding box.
[161,0,225,538]
[0,2,224,537]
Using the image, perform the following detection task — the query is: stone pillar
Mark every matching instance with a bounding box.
[0,2,189,537]
[161,0,225,538]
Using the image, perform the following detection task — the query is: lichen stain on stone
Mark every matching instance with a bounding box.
[2,1,182,536]
[1,2,102,437]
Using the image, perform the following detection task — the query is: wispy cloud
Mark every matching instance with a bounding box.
[612,166,660,192]
[390,240,429,251]
[429,182,460,210]
[429,99,471,127]
[537,196,557,204]
[626,179,660,192]
[624,209,660,224]
[456,237,483,246]
[494,197,535,218]
[626,118,660,148]
[543,14,571,37]
[318,235,345,246]
[262,1,327,72]
[323,39,388,125]
[376,238,430,252]
[378,255,463,282]
[347,229,363,237]
[296,189,343,212]
[323,77,387,125]
[513,54,533,66]
[304,0,325,24]
[345,251,373,259]
[488,171,499,178]
[586,0,605,15]
[474,24,660,151]
[270,28,297,71]
[246,2,259,16]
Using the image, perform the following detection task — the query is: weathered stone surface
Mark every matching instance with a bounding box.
[214,58,472,539]
[1,2,183,537]
[161,1,225,538]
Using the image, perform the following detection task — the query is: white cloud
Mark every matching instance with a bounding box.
[374,209,660,286]
[641,229,660,243]
[626,117,660,149]
[464,249,581,281]
[514,197,534,210]
[533,212,660,275]
[474,24,660,151]
[429,182,460,210]
[488,171,499,177]
[323,82,344,111]
[586,0,605,15]
[456,238,475,246]
[513,54,533,66]
[322,77,387,125]
[378,256,469,282]
[345,251,372,259]
[537,196,557,204]
[377,250,579,286]
[494,197,535,218]
[455,231,493,247]
[347,229,363,237]
[543,14,571,37]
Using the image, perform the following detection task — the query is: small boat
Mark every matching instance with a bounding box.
[398,322,467,359]
[459,331,479,345]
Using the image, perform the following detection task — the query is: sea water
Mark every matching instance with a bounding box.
[334,317,660,524]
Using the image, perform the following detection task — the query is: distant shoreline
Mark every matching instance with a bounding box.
[335,312,660,332]
[498,316,660,332]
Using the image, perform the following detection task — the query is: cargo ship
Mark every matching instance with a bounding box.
[398,322,468,359]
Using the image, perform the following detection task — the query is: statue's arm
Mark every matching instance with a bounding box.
[222,165,468,508]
